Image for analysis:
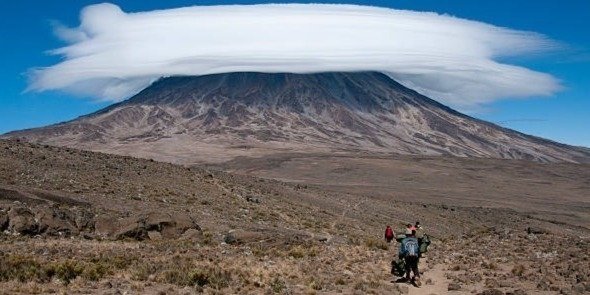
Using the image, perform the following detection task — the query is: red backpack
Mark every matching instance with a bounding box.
[385,227,394,239]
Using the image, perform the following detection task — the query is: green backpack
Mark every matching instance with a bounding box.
[419,235,431,253]
[391,259,406,277]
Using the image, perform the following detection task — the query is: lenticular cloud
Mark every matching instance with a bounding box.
[29,3,561,109]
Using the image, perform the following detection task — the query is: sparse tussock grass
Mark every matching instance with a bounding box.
[0,254,135,285]
[0,255,48,283]
[47,260,84,285]
[354,280,367,291]
[269,276,286,293]
[287,245,318,259]
[289,246,306,259]
[511,264,525,277]
[364,237,388,250]
[202,230,214,245]
[450,264,462,271]
[154,261,234,290]
[308,278,322,290]
[481,261,499,270]
[130,260,159,281]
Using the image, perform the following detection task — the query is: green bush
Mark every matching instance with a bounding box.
[270,276,286,293]
[131,261,160,281]
[158,265,232,289]
[50,260,84,285]
[0,254,134,285]
[81,262,111,281]
[0,255,48,283]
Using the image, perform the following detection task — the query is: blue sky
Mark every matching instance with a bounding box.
[1,1,589,147]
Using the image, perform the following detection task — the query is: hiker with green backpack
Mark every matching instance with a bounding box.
[391,223,431,280]
[399,228,421,285]
[415,221,431,257]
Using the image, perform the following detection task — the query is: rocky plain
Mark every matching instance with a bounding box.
[0,138,589,294]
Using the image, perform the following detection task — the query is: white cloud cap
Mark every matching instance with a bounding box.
[30,3,561,109]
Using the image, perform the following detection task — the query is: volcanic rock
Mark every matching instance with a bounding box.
[7,206,38,234]
[5,72,589,164]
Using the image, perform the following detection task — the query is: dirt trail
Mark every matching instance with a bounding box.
[408,262,459,295]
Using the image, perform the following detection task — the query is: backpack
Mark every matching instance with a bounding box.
[404,239,419,257]
[385,227,394,239]
[419,235,431,253]
[391,259,405,276]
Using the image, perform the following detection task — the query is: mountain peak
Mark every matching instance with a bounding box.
[4,72,590,164]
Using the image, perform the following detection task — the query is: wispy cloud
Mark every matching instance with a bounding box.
[29,3,561,109]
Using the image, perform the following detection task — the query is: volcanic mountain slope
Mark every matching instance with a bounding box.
[5,72,590,164]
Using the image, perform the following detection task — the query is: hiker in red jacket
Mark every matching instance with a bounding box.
[384,225,395,243]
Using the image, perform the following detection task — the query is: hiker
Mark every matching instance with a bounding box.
[415,221,427,257]
[414,221,431,256]
[385,225,395,243]
[399,228,421,285]
[415,221,425,246]
[406,223,415,231]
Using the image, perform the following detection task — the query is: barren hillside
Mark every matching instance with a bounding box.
[1,139,588,294]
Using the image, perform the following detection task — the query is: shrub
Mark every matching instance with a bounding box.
[288,246,306,259]
[205,267,232,289]
[308,279,322,290]
[481,261,499,270]
[131,261,160,281]
[364,237,388,251]
[0,255,48,283]
[187,269,210,287]
[158,265,232,289]
[270,276,286,293]
[81,262,111,281]
[50,260,84,285]
[511,264,526,277]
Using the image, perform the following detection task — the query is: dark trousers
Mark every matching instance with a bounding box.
[404,255,420,279]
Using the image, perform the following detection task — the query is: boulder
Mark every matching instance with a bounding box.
[394,284,409,294]
[35,207,78,236]
[0,210,8,231]
[180,228,202,240]
[81,211,200,240]
[573,283,586,294]
[479,289,503,295]
[147,230,162,241]
[113,216,148,240]
[484,278,500,288]
[95,215,118,238]
[144,212,174,231]
[246,196,261,204]
[316,235,329,243]
[7,206,38,234]
[73,208,95,231]
[224,230,265,245]
[224,233,237,244]
[160,212,200,239]
[527,226,548,235]
[448,283,462,291]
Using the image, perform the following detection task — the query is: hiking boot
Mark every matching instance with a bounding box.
[414,277,422,287]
